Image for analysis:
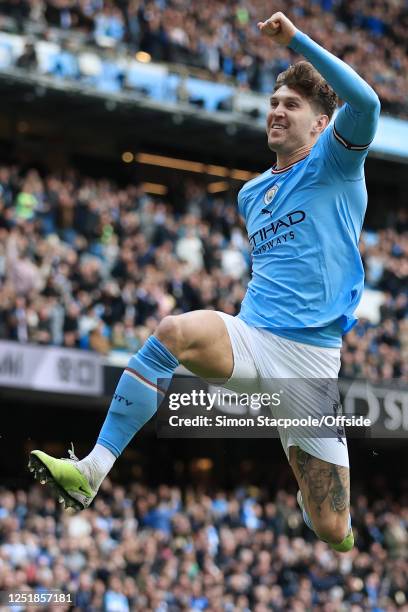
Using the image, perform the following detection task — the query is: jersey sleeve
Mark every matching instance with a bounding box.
[329,102,378,176]
[289,31,381,178]
[237,184,248,218]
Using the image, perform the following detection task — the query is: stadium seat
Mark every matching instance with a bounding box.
[78,52,103,78]
[167,75,235,112]
[0,43,12,69]
[0,32,23,63]
[125,61,168,100]
[36,41,61,74]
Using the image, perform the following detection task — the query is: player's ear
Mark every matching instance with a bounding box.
[312,114,329,135]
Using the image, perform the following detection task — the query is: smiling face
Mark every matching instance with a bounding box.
[266,85,329,156]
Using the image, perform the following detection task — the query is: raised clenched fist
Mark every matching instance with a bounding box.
[257,12,298,46]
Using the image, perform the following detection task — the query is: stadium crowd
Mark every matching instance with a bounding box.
[0,163,406,382]
[0,479,407,610]
[0,164,249,356]
[0,0,407,117]
[341,213,408,383]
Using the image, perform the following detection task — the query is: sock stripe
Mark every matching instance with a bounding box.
[124,367,166,396]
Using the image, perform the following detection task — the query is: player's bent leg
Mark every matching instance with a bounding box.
[289,446,353,551]
[155,311,234,380]
[29,311,233,511]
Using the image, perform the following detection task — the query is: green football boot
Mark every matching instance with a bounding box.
[297,490,354,553]
[28,445,96,512]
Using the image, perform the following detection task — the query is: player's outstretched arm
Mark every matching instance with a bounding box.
[258,12,380,153]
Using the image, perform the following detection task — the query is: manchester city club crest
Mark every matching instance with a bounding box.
[264,185,279,205]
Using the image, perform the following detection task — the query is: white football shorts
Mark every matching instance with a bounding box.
[214,311,349,468]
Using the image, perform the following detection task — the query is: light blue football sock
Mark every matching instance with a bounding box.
[97,336,179,457]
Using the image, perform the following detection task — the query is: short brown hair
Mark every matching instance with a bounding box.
[274,60,338,119]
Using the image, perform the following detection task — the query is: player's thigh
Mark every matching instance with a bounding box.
[155,311,233,380]
[289,446,350,539]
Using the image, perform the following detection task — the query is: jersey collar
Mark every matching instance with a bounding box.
[271,154,310,174]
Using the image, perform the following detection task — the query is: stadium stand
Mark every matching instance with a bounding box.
[0,0,406,117]
[0,481,407,610]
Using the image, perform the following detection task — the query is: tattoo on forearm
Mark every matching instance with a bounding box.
[296,448,349,515]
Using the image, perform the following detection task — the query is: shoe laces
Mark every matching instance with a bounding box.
[67,442,79,462]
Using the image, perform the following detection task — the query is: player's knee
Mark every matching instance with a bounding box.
[314,515,349,545]
[155,315,187,358]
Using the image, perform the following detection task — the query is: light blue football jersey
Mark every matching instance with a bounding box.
[237,31,380,348]
[238,127,369,348]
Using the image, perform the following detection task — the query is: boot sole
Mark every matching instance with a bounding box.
[28,453,84,512]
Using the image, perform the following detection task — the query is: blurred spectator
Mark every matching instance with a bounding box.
[15,40,38,71]
[48,39,80,80]
[94,5,125,47]
[175,227,204,273]
[0,481,408,609]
